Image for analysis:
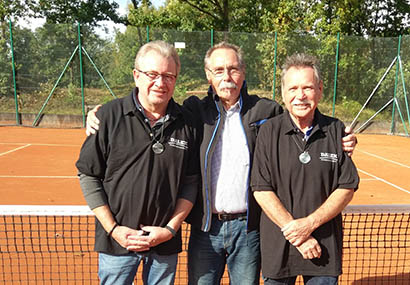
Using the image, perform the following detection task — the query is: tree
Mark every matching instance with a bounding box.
[127,0,285,32]
[364,0,410,36]
[36,0,124,26]
[0,0,37,37]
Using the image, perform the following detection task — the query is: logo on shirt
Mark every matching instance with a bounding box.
[168,137,188,150]
[320,152,338,163]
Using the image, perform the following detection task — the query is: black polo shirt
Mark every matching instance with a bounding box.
[251,109,359,278]
[76,88,199,255]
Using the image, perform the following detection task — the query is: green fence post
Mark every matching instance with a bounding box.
[272,31,277,100]
[332,33,340,118]
[399,56,410,128]
[146,26,150,43]
[390,35,402,134]
[78,23,86,127]
[81,47,117,99]
[32,46,79,126]
[9,19,19,125]
[211,29,214,47]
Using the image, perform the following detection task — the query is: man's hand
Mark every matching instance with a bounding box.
[295,236,322,259]
[111,225,150,252]
[281,217,315,247]
[86,105,102,136]
[342,126,357,156]
[126,225,173,251]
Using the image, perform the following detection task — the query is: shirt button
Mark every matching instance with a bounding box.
[145,119,148,122]
[150,133,153,137]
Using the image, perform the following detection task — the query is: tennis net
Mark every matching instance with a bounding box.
[0,205,409,284]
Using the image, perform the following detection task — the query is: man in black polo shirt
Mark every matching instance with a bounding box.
[251,53,359,285]
[85,44,359,284]
[76,40,199,284]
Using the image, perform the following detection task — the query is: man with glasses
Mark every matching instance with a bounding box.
[184,43,356,284]
[76,40,199,284]
[86,42,357,284]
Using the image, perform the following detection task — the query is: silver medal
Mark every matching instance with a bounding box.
[299,151,311,164]
[152,142,164,154]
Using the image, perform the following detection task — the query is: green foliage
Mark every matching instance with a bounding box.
[36,0,123,26]
[0,35,11,97]
[0,0,37,23]
[1,0,410,130]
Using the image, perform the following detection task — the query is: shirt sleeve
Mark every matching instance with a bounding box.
[251,122,275,192]
[336,121,360,191]
[178,174,199,204]
[75,108,108,179]
[76,108,110,209]
[78,172,108,209]
[177,110,201,204]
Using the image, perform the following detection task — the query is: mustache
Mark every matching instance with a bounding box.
[219,81,238,89]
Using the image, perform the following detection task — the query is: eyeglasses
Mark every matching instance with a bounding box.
[206,66,242,78]
[137,69,177,83]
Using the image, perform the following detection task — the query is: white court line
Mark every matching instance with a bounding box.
[357,149,410,169]
[0,142,79,147]
[0,144,31,157]
[358,168,410,195]
[360,178,378,181]
[0,175,77,179]
[0,175,78,179]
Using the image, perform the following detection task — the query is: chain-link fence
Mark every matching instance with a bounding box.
[0,22,409,134]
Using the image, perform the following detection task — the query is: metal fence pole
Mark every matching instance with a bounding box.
[146,26,150,43]
[332,33,340,118]
[81,47,117,100]
[32,46,79,126]
[211,29,214,47]
[390,35,402,134]
[9,19,19,125]
[272,31,277,100]
[398,56,410,127]
[78,23,86,127]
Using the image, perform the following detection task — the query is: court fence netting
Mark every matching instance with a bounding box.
[0,205,409,284]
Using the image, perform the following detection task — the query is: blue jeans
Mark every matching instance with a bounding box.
[188,216,261,284]
[263,275,338,285]
[98,251,178,285]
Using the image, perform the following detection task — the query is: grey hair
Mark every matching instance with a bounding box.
[204,41,245,70]
[134,40,181,75]
[281,53,321,88]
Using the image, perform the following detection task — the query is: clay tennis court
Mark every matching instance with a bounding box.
[0,126,409,284]
[1,126,409,205]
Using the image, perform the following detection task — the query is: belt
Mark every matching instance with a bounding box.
[213,212,247,221]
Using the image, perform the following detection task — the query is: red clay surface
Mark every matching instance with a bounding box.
[0,126,409,205]
[0,126,409,285]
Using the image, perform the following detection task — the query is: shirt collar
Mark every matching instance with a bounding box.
[283,109,326,137]
[225,98,242,113]
[122,87,180,122]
